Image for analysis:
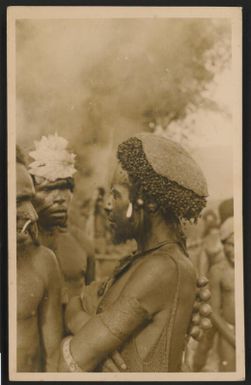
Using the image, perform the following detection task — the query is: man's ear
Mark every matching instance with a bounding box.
[146,202,159,214]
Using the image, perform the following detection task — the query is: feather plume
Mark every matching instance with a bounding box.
[28,133,77,182]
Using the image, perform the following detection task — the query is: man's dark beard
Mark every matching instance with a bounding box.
[112,209,152,246]
[112,220,134,244]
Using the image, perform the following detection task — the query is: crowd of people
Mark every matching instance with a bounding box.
[16,132,235,373]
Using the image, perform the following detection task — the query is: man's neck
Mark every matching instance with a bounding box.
[136,214,178,253]
[38,221,67,234]
[17,242,37,259]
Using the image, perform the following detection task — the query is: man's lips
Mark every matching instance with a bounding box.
[48,208,67,216]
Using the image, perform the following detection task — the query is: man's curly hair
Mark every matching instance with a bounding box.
[117,137,207,222]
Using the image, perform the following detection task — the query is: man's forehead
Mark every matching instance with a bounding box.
[111,163,130,186]
[35,177,73,192]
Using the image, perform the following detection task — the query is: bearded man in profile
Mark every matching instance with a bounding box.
[16,146,63,372]
[59,133,212,373]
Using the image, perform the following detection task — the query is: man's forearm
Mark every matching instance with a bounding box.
[59,315,120,371]
[58,296,150,372]
[68,311,91,335]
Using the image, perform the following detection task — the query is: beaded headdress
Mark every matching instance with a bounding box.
[117,133,208,222]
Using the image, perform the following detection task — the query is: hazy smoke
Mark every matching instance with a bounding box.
[16,18,231,210]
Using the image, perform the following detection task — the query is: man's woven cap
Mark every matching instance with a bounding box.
[135,133,208,197]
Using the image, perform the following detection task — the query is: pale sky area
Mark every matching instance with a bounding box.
[163,66,234,201]
[190,67,233,202]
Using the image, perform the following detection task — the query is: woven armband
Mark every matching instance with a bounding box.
[62,336,82,372]
[99,296,151,342]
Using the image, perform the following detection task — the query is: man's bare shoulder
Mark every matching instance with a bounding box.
[31,245,60,280]
[129,248,180,290]
[122,246,192,314]
[147,243,195,275]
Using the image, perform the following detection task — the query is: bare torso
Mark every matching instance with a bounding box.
[217,260,235,325]
[38,227,87,301]
[209,258,235,371]
[17,244,63,372]
[17,246,46,372]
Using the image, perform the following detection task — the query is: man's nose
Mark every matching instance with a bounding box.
[104,197,112,214]
[54,190,66,204]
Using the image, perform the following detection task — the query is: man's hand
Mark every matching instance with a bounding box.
[101,351,127,372]
[189,276,213,341]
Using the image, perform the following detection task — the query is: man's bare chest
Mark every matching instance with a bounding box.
[97,259,140,311]
[40,230,86,279]
[17,263,45,320]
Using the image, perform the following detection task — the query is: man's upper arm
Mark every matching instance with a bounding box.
[199,249,209,277]
[208,265,222,312]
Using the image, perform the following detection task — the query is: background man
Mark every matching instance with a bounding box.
[194,215,235,372]
[199,209,224,277]
[58,133,212,372]
[191,208,225,371]
[28,134,95,313]
[16,146,63,372]
[210,216,235,371]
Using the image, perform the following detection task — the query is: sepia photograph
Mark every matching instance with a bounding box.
[7,6,244,381]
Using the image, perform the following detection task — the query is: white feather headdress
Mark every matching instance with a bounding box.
[28,133,77,182]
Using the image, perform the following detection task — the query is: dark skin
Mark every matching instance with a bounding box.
[34,180,72,229]
[17,163,63,372]
[210,234,235,371]
[61,163,211,372]
[33,179,95,297]
[194,233,235,372]
[199,214,224,277]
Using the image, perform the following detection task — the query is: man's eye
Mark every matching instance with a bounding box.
[43,186,52,191]
[31,196,38,205]
[112,191,120,199]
